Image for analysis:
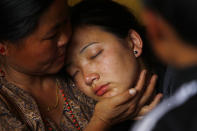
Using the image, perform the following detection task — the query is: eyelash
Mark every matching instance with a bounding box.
[71,70,79,81]
[70,50,103,81]
[47,33,58,40]
[90,50,103,59]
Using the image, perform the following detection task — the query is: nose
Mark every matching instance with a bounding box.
[85,73,100,86]
[57,22,71,47]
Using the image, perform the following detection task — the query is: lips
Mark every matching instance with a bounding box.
[57,50,65,62]
[94,83,110,96]
[57,53,65,62]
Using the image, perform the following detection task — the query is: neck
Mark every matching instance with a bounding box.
[2,65,56,92]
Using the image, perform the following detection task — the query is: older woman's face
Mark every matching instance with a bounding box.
[66,26,139,101]
[5,0,71,75]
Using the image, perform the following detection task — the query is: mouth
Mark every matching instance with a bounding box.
[57,51,65,62]
[94,83,110,96]
[55,55,65,64]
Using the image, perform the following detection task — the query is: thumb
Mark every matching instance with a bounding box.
[109,88,137,106]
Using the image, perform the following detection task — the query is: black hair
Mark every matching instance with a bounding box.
[142,0,197,46]
[71,0,144,39]
[0,0,53,43]
[71,0,164,71]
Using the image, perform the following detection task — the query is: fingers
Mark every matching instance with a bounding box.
[133,116,144,120]
[135,70,147,91]
[129,70,148,106]
[138,74,158,106]
[93,88,138,125]
[134,93,163,118]
[148,93,163,109]
[114,70,149,119]
[109,88,137,106]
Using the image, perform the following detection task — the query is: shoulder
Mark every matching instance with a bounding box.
[0,81,26,130]
[153,92,197,131]
[0,77,44,130]
[0,96,27,130]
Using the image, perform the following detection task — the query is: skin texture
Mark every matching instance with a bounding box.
[66,26,143,101]
[0,0,71,126]
[3,0,71,76]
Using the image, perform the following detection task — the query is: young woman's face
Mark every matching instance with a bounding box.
[66,26,140,101]
[5,0,71,75]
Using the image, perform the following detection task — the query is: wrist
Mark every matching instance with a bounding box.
[84,114,111,131]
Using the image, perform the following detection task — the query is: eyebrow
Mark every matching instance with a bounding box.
[65,42,99,68]
[80,42,99,54]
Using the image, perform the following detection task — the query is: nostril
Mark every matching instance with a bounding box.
[85,73,100,85]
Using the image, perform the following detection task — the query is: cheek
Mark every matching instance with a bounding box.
[101,50,138,88]
[75,77,93,97]
[35,42,57,57]
[28,43,59,68]
[21,43,57,69]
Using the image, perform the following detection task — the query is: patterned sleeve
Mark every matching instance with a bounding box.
[0,99,28,131]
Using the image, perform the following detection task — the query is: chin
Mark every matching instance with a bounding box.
[47,65,64,74]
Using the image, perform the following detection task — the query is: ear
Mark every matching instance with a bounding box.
[0,42,8,56]
[127,29,143,58]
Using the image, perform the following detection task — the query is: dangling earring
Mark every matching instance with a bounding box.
[0,47,5,55]
[134,50,138,54]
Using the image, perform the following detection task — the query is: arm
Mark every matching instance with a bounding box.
[84,115,110,131]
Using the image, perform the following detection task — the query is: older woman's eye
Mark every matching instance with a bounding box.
[71,71,79,81]
[47,33,59,40]
[90,50,103,59]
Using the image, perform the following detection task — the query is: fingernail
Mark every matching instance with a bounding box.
[155,75,158,80]
[129,88,136,95]
[143,70,147,75]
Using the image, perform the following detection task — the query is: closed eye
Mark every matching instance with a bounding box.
[90,50,103,59]
[43,32,58,40]
[71,70,79,81]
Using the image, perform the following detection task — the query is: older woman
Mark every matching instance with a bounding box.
[0,0,160,130]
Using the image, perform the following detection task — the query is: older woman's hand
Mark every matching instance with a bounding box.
[133,72,163,120]
[84,88,138,131]
[85,70,161,131]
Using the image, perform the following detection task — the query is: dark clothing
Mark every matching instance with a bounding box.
[153,94,197,131]
[132,65,197,131]
[111,120,135,131]
[162,66,177,98]
[163,66,197,98]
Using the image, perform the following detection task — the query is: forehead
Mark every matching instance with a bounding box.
[70,26,116,49]
[29,0,69,38]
